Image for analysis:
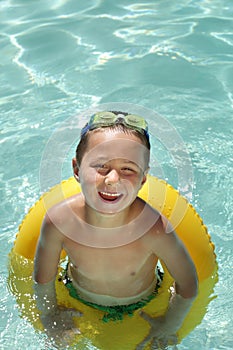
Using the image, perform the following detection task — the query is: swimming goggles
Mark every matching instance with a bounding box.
[81,111,149,141]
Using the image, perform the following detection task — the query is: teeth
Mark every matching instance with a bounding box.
[100,192,121,197]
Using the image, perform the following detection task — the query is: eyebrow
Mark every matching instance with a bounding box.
[121,160,138,166]
[91,158,138,166]
[91,157,108,163]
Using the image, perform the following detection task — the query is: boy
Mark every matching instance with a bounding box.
[34,111,198,344]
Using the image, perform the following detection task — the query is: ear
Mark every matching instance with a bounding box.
[72,158,80,182]
[141,167,149,187]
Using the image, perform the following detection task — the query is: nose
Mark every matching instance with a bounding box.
[105,169,120,186]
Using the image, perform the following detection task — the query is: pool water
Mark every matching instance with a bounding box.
[1,0,233,349]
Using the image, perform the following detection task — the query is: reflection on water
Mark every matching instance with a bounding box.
[1,0,233,349]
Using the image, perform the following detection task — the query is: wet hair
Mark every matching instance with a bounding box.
[75,111,150,167]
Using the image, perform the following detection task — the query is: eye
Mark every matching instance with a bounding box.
[121,167,136,175]
[94,164,109,175]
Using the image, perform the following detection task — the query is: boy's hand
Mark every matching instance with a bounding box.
[136,311,178,349]
[41,306,82,341]
[136,288,196,349]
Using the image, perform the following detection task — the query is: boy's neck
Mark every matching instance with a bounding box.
[84,203,133,229]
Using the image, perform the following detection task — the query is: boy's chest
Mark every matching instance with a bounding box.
[64,239,157,279]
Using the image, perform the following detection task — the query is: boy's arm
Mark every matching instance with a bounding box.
[33,213,82,341]
[140,216,198,342]
[33,213,82,339]
[33,213,63,314]
[156,230,197,333]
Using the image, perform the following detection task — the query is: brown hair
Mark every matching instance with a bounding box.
[75,111,150,167]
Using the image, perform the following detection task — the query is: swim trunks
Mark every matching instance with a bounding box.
[59,265,163,322]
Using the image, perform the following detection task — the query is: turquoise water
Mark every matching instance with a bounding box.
[1,0,233,349]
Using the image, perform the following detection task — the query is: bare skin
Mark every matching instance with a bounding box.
[34,130,198,345]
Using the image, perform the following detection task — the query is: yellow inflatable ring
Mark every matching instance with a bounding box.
[8,175,217,349]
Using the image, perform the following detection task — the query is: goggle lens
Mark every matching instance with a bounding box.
[81,111,149,140]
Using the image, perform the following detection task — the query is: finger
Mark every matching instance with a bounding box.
[157,338,168,349]
[64,309,83,317]
[167,334,178,346]
[151,339,160,350]
[136,335,151,350]
[71,327,81,335]
[71,310,83,317]
[62,328,81,340]
[139,310,154,323]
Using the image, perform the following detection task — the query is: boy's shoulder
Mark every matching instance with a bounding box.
[135,196,161,218]
[134,197,164,234]
[135,197,174,236]
[44,193,83,225]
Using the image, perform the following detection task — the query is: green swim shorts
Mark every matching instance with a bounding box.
[59,266,163,323]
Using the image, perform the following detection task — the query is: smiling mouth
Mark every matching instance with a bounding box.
[98,191,122,202]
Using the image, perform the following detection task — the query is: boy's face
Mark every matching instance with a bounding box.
[74,129,149,215]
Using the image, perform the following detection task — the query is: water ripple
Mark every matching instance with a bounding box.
[1,0,233,349]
